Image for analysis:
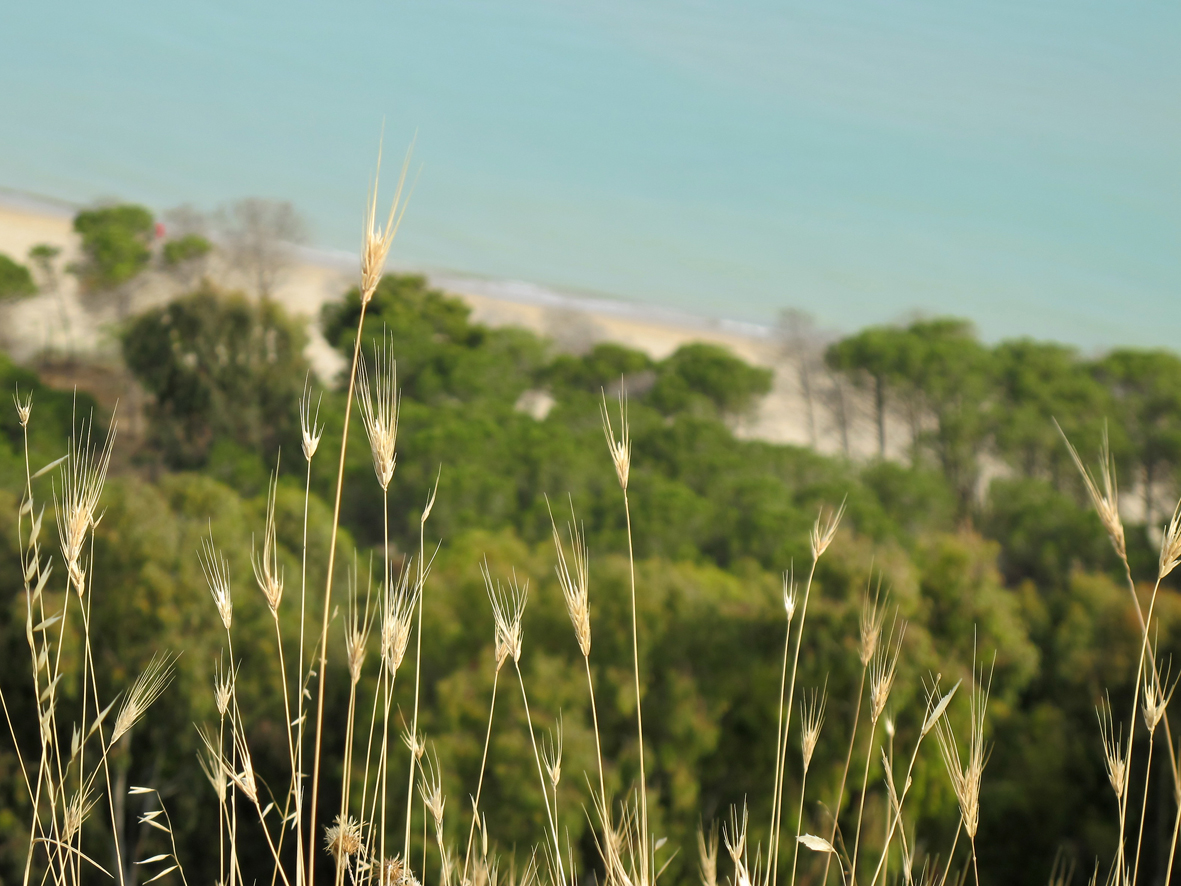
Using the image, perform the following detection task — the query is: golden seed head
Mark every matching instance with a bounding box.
[200,536,233,631]
[800,685,826,773]
[697,822,719,886]
[299,379,324,463]
[13,389,31,427]
[936,656,993,840]
[57,411,117,595]
[357,338,400,492]
[859,581,887,667]
[484,562,527,669]
[1142,662,1175,736]
[542,717,563,788]
[782,569,798,622]
[360,141,414,304]
[809,499,845,560]
[869,618,906,723]
[251,472,284,613]
[1059,422,1125,559]
[381,564,421,675]
[550,497,591,657]
[600,389,631,491]
[112,653,175,744]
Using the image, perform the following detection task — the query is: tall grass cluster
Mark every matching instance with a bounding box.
[5,156,1181,886]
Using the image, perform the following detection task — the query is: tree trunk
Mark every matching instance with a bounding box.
[874,374,886,458]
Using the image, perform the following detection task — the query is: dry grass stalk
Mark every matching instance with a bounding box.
[361,141,414,304]
[697,822,718,886]
[549,497,591,657]
[252,470,285,613]
[787,685,826,886]
[56,410,116,593]
[111,654,175,744]
[600,389,631,492]
[1057,421,1124,559]
[200,535,234,631]
[1097,695,1128,804]
[485,563,526,669]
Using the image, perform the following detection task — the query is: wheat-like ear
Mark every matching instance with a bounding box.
[870,616,906,723]
[1097,693,1128,802]
[541,715,563,790]
[56,406,117,593]
[859,575,888,667]
[299,375,324,462]
[200,533,233,631]
[548,495,590,657]
[935,655,993,841]
[357,334,400,492]
[600,387,631,491]
[1057,420,1125,559]
[782,565,798,622]
[381,561,421,675]
[483,560,527,668]
[809,497,846,560]
[251,468,284,613]
[13,387,31,427]
[696,821,718,886]
[361,138,415,303]
[800,683,827,773]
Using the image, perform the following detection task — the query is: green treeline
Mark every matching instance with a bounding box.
[1,273,1178,885]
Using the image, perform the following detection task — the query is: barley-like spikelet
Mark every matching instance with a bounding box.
[357,337,400,492]
[859,579,887,667]
[549,498,590,657]
[197,733,228,803]
[56,410,117,593]
[299,377,324,463]
[200,534,233,631]
[541,716,563,789]
[420,748,447,832]
[112,653,175,743]
[1160,497,1181,580]
[229,720,259,803]
[723,804,752,886]
[1142,659,1176,736]
[1058,421,1125,559]
[809,498,846,560]
[360,142,414,303]
[402,726,426,761]
[783,568,798,622]
[212,657,234,717]
[600,389,631,491]
[1097,694,1128,801]
[935,659,993,840]
[13,388,31,428]
[800,684,827,773]
[251,471,284,613]
[344,573,374,686]
[484,562,527,668]
[62,787,96,842]
[870,618,906,723]
[381,566,421,675]
[696,822,718,886]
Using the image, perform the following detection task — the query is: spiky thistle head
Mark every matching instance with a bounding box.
[869,617,906,723]
[810,498,846,560]
[1059,421,1125,559]
[800,684,827,773]
[112,653,175,743]
[360,140,414,304]
[549,496,590,656]
[325,813,364,863]
[251,470,284,613]
[600,388,631,491]
[56,408,117,594]
[381,562,421,675]
[860,577,887,666]
[484,561,527,669]
[13,387,31,428]
[200,534,233,631]
[357,336,400,491]
[299,377,324,463]
[935,655,993,840]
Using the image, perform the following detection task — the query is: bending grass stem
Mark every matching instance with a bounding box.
[622,490,650,885]
[309,298,369,886]
[847,714,878,886]
[514,661,565,886]
[463,668,500,882]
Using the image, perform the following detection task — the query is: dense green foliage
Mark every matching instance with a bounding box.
[71,204,155,291]
[1,275,1179,884]
[160,234,212,267]
[0,255,36,301]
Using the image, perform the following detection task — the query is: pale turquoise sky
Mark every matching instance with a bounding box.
[0,1,1177,347]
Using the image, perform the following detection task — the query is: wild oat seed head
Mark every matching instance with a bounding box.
[360,141,414,304]
[299,378,324,462]
[723,804,751,886]
[200,535,233,631]
[870,618,906,722]
[357,337,400,491]
[782,568,798,622]
[810,498,846,560]
[198,741,228,803]
[56,409,117,594]
[549,497,591,656]
[921,677,961,738]
[402,727,426,761]
[325,813,364,861]
[13,388,31,427]
[1058,421,1125,559]
[859,579,887,667]
[229,721,259,803]
[213,658,234,717]
[381,564,421,674]
[62,788,96,842]
[484,561,527,668]
[935,657,993,840]
[800,684,827,773]
[697,822,719,886]
[600,389,631,491]
[112,653,175,743]
[251,471,284,613]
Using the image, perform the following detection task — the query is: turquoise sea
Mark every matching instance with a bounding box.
[0,1,1178,347]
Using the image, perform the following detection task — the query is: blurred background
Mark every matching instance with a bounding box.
[0,2,1179,884]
